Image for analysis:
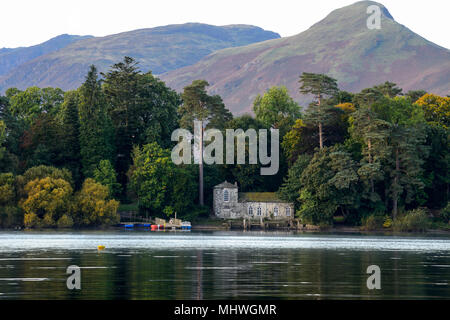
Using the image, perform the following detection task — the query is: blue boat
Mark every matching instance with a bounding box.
[181,221,192,230]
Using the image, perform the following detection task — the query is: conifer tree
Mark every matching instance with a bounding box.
[179,80,232,205]
[299,73,339,149]
[61,91,81,186]
[79,65,114,178]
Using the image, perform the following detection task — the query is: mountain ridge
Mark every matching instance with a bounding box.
[161,1,450,114]
[0,23,280,93]
[0,34,93,76]
[1,0,448,113]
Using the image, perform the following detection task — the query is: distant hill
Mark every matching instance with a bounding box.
[0,34,93,76]
[0,24,280,92]
[161,1,450,114]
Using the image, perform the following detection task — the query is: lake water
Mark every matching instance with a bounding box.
[0,230,449,299]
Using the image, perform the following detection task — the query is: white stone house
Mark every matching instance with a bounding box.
[213,181,294,220]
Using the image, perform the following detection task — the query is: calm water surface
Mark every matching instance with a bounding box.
[0,230,448,299]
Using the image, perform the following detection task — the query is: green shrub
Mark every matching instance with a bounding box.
[57,214,74,228]
[318,222,332,230]
[440,203,450,223]
[383,217,393,228]
[393,208,430,232]
[333,216,345,224]
[183,205,210,222]
[0,206,22,228]
[361,214,384,231]
[118,202,139,213]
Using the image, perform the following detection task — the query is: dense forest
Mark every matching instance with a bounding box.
[0,57,448,230]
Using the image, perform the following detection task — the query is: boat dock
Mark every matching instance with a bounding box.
[117,216,191,230]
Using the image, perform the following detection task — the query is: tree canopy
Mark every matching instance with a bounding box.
[0,59,447,231]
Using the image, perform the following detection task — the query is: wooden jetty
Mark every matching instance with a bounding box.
[226,217,297,230]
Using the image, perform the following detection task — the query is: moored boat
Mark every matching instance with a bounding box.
[181,221,192,230]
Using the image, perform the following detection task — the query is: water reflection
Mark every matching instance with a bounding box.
[0,230,448,299]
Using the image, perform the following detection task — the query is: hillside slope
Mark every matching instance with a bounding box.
[0,34,93,76]
[161,1,450,114]
[0,24,280,92]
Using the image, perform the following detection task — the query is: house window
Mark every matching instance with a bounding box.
[274,207,279,216]
[223,190,229,202]
[257,207,262,216]
[248,206,253,216]
[286,207,291,217]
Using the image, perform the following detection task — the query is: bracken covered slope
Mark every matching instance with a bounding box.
[161,1,450,114]
[0,23,280,93]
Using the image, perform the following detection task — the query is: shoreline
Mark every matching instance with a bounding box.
[1,224,449,235]
[191,224,450,235]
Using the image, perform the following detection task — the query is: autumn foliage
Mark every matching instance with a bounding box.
[17,168,119,228]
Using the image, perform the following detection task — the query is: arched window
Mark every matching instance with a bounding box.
[223,190,229,202]
[274,207,279,216]
[248,206,253,216]
[286,207,291,217]
[257,207,262,216]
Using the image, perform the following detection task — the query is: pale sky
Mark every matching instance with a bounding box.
[1,0,449,49]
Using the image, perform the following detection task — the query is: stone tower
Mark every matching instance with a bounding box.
[213,181,241,219]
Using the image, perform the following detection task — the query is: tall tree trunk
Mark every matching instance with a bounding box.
[392,147,400,220]
[317,95,323,149]
[369,137,374,194]
[318,122,323,149]
[199,124,204,206]
[367,112,374,194]
[392,192,398,221]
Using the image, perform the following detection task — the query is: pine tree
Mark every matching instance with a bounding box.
[299,73,339,149]
[179,80,232,205]
[388,123,428,219]
[374,81,403,98]
[351,107,391,206]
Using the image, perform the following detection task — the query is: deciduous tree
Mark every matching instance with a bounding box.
[253,86,300,134]
[21,177,73,228]
[129,142,197,218]
[93,159,121,198]
[74,178,119,226]
[415,93,450,129]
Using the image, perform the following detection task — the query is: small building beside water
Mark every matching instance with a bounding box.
[213,181,294,220]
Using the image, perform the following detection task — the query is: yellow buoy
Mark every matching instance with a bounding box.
[97,245,106,250]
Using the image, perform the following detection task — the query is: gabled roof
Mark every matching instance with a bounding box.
[239,192,286,203]
[214,181,238,189]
